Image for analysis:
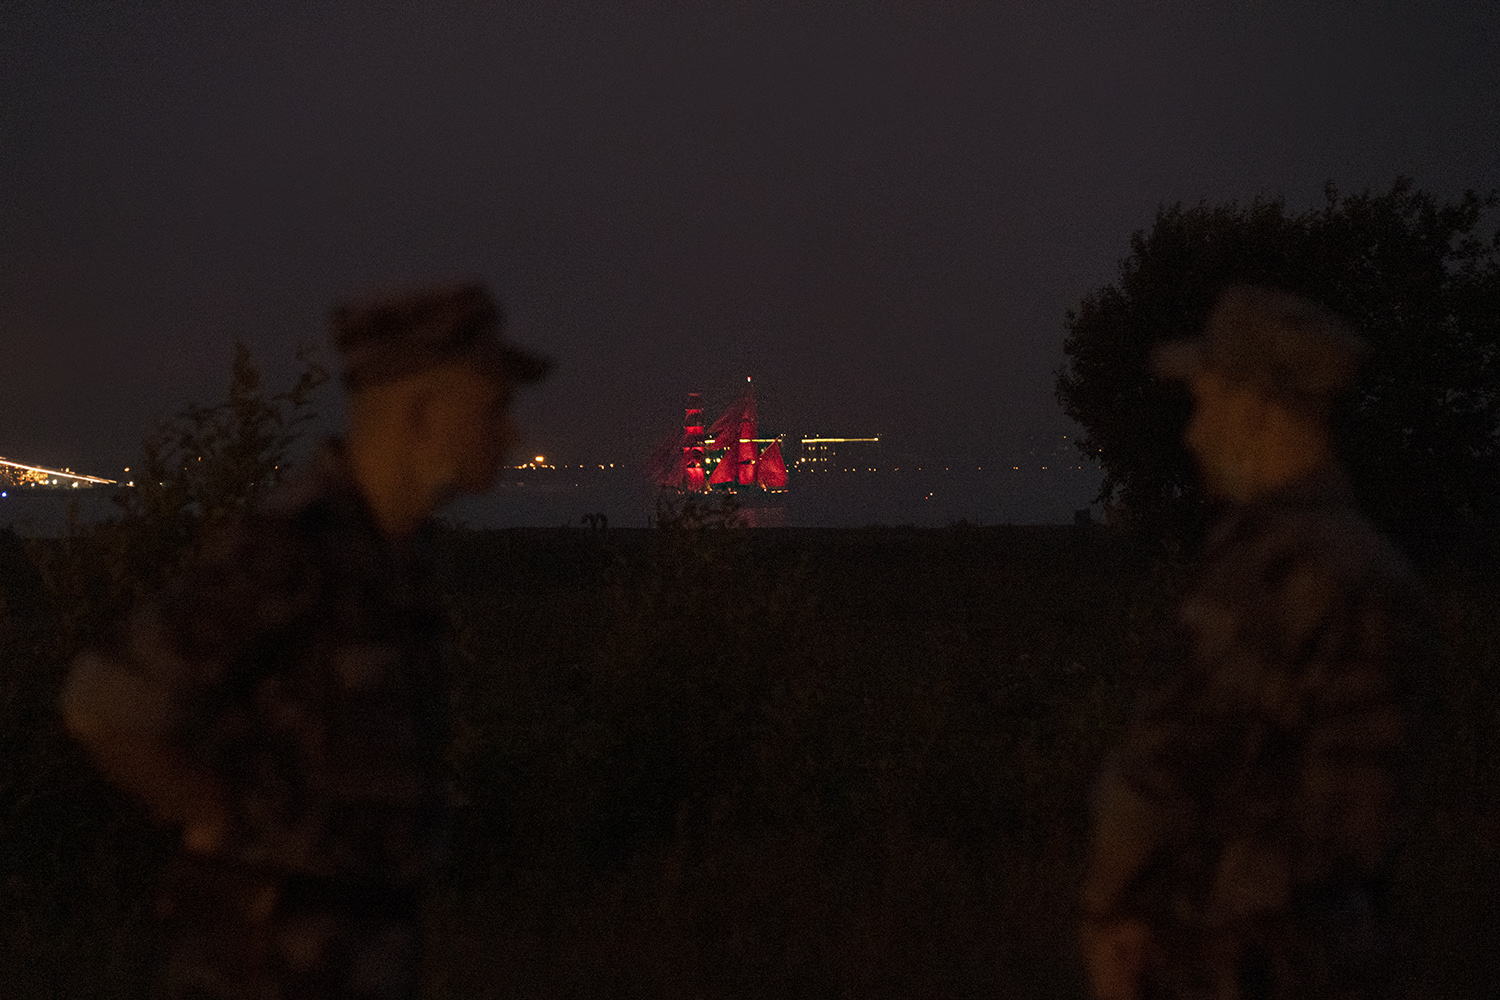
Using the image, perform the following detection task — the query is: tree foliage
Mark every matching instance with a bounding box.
[1056,178,1500,561]
[122,342,328,531]
[32,343,328,651]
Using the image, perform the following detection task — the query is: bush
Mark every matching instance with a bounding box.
[29,342,327,654]
[0,344,326,998]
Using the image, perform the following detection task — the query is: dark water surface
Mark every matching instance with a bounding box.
[446,465,1100,529]
[4,466,1101,535]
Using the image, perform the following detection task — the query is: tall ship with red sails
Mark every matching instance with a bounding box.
[647,378,788,521]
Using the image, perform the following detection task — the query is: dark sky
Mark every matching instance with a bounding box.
[4,2,1497,476]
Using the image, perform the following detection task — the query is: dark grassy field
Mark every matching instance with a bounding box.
[2,524,1497,998]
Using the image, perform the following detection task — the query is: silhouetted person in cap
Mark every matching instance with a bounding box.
[1080,287,1431,1000]
[61,282,548,999]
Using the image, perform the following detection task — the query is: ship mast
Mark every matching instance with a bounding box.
[684,392,707,491]
[735,376,757,486]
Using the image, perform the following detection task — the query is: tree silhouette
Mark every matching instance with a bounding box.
[32,343,328,651]
[1056,178,1500,562]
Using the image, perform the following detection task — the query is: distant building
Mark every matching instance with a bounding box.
[797,436,882,472]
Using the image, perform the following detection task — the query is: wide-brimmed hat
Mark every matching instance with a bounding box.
[331,281,552,391]
[1152,285,1366,413]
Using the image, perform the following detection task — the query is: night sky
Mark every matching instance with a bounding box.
[4,2,1497,478]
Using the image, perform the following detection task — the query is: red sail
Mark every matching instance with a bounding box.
[736,403,757,485]
[696,383,781,491]
[648,392,712,490]
[705,402,738,450]
[707,391,754,452]
[708,451,736,484]
[707,393,748,485]
[682,392,706,490]
[754,439,787,489]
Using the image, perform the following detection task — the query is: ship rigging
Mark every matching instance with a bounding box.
[647,379,787,493]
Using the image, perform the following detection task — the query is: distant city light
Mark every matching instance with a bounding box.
[534,455,545,463]
[0,456,116,487]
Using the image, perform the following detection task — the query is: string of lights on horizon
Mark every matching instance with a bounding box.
[1,432,1093,498]
[0,457,1093,492]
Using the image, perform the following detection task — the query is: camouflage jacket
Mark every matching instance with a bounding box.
[63,440,450,888]
[1083,466,1430,940]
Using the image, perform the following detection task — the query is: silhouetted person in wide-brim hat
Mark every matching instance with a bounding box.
[1081,286,1431,1000]
[62,281,548,999]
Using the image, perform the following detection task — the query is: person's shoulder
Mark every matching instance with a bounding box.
[1250,475,1433,668]
[1292,492,1417,601]
[1226,469,1409,588]
[1192,470,1427,665]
